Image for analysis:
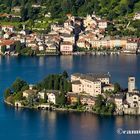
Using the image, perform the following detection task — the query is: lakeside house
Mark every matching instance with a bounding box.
[46,44,58,54]
[60,41,73,55]
[102,84,114,92]
[25,89,59,105]
[23,89,38,98]
[80,95,96,106]
[123,38,140,54]
[67,92,79,104]
[66,92,96,107]
[48,93,56,104]
[114,94,124,112]
[15,101,23,108]
[0,39,17,54]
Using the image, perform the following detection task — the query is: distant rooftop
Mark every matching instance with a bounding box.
[72,80,82,85]
[72,73,110,83]
[72,73,110,78]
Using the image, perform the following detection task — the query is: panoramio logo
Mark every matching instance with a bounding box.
[117,128,140,135]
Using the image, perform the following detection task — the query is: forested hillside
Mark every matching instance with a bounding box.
[0,0,140,20]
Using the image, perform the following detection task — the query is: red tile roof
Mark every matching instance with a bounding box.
[62,41,73,45]
[0,39,15,46]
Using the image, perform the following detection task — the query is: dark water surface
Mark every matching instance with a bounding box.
[0,55,140,140]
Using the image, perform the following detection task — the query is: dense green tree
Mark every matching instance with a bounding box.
[14,92,23,101]
[15,41,22,53]
[114,83,121,93]
[54,75,60,90]
[0,0,139,21]
[62,70,68,79]
[93,94,116,115]
[56,91,66,105]
[37,72,71,92]
[21,7,28,21]
[4,88,11,99]
[11,78,28,93]
[1,45,6,54]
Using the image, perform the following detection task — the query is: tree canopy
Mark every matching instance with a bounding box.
[0,0,140,21]
[11,78,29,93]
[36,72,72,92]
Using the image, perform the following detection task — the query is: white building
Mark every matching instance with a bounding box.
[103,84,114,92]
[71,73,110,97]
[98,21,108,29]
[126,91,140,108]
[15,101,23,107]
[133,12,140,20]
[48,93,56,104]
[60,33,74,43]
[60,41,73,55]
[38,91,46,99]
[23,89,37,98]
[114,94,124,111]
[126,41,138,51]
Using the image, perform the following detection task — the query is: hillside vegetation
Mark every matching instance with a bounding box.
[0,0,140,21]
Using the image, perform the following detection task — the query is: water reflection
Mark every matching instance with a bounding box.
[60,56,73,70]
[38,57,45,66]
[2,104,140,140]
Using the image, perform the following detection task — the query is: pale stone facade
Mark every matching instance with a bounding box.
[48,93,56,104]
[126,42,138,51]
[126,92,140,108]
[114,95,124,111]
[15,101,23,107]
[23,89,37,98]
[98,21,107,29]
[38,91,46,99]
[103,84,114,92]
[71,73,110,97]
[133,12,140,20]
[60,42,73,54]
[128,77,135,92]
[124,91,140,114]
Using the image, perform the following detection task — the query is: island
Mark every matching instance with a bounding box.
[4,71,140,115]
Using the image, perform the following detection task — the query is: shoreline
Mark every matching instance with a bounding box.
[4,99,120,116]
[4,99,140,116]
[0,51,139,57]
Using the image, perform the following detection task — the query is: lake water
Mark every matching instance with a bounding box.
[0,55,140,140]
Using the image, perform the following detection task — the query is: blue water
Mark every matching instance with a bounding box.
[0,55,140,140]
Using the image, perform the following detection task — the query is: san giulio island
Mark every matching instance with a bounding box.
[4,71,140,116]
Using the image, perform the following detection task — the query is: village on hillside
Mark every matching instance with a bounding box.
[0,12,140,56]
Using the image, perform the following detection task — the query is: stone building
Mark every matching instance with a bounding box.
[128,77,135,92]
[71,73,111,97]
